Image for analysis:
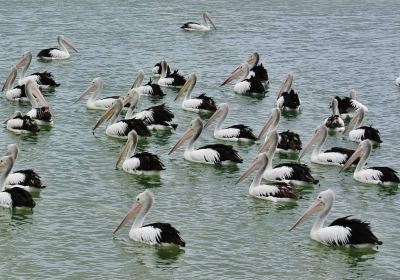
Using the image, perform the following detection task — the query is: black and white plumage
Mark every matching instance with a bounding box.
[113,190,185,247]
[169,117,242,165]
[130,70,164,96]
[220,63,265,95]
[341,140,399,186]
[181,12,216,32]
[343,107,382,144]
[158,60,186,88]
[243,52,269,85]
[278,131,302,152]
[334,90,368,119]
[152,62,171,77]
[324,99,345,131]
[290,189,382,247]
[37,35,78,60]
[5,112,40,134]
[116,130,165,175]
[22,80,53,125]
[276,73,301,111]
[2,66,28,102]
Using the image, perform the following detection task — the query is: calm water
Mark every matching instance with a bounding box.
[1,1,399,279]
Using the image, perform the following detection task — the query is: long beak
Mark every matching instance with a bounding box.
[258,131,278,154]
[113,202,141,235]
[31,85,49,107]
[74,83,96,103]
[2,67,17,92]
[220,67,241,87]
[298,131,320,161]
[15,54,29,69]
[93,106,116,131]
[131,71,144,89]
[205,14,217,30]
[168,127,193,155]
[257,111,279,139]
[340,146,363,173]
[342,112,361,135]
[116,138,132,169]
[62,37,79,53]
[277,73,293,97]
[289,199,323,231]
[175,78,192,101]
[203,107,223,129]
[235,158,261,185]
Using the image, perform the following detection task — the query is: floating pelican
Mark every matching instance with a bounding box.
[334,90,368,119]
[24,80,53,125]
[0,155,36,209]
[152,62,171,77]
[131,70,164,96]
[5,112,40,134]
[75,77,122,110]
[324,99,345,131]
[169,117,242,164]
[342,107,382,145]
[299,124,357,166]
[15,51,60,90]
[204,103,256,141]
[158,60,186,88]
[242,52,269,85]
[220,63,264,95]
[181,12,216,32]
[1,66,28,102]
[340,140,399,186]
[259,130,318,186]
[236,153,299,202]
[93,97,151,139]
[290,189,382,247]
[175,73,217,113]
[276,73,300,111]
[116,130,165,175]
[113,190,185,247]
[37,35,78,60]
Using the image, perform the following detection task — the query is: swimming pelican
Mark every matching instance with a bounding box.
[75,77,122,110]
[116,130,165,175]
[299,124,357,166]
[276,73,301,111]
[220,63,264,95]
[241,52,269,85]
[203,103,256,141]
[236,153,299,202]
[93,97,151,139]
[113,190,185,247]
[181,12,216,31]
[324,99,345,131]
[169,117,242,164]
[290,189,382,247]
[131,70,164,96]
[15,51,60,90]
[259,130,318,186]
[4,111,40,134]
[340,140,399,186]
[37,35,78,60]
[158,60,186,88]
[1,66,28,102]
[152,62,171,77]
[175,73,217,113]
[334,90,368,119]
[342,107,382,145]
[24,80,53,125]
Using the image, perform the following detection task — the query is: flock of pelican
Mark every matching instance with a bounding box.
[1,14,399,250]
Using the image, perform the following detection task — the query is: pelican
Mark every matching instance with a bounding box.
[113,190,185,247]
[334,90,368,119]
[15,51,60,90]
[204,103,256,141]
[0,155,36,209]
[181,12,216,32]
[169,117,242,165]
[116,130,165,175]
[340,140,399,186]
[220,63,264,95]
[75,77,122,110]
[276,73,301,111]
[4,111,40,134]
[236,153,299,202]
[175,73,217,113]
[342,107,382,145]
[299,124,357,166]
[37,35,78,60]
[24,80,53,125]
[241,52,269,85]
[157,60,186,88]
[259,130,318,186]
[93,97,151,139]
[1,66,28,102]
[324,99,345,131]
[131,70,164,96]
[290,189,382,247]
[152,61,171,77]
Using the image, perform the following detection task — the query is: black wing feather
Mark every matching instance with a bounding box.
[198,144,243,163]
[12,169,45,188]
[195,93,217,111]
[226,124,257,140]
[37,48,59,58]
[134,152,165,171]
[358,126,382,143]
[278,130,302,151]
[144,222,185,247]
[274,162,318,184]
[5,187,36,208]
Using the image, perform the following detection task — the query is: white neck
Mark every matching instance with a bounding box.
[215,107,228,133]
[313,130,327,158]
[355,145,370,173]
[311,202,332,234]
[58,37,69,54]
[132,201,152,229]
[0,161,13,191]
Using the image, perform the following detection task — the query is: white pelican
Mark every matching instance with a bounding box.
[152,61,171,77]
[37,35,78,60]
[334,90,368,119]
[157,60,186,88]
[116,130,165,175]
[276,73,301,111]
[175,73,217,113]
[259,130,318,186]
[324,98,345,131]
[15,51,60,90]
[75,77,122,110]
[290,189,382,247]
[113,190,185,247]
[241,52,269,85]
[131,70,164,96]
[93,97,151,139]
[220,63,265,95]
[1,66,28,102]
[0,155,36,209]
[299,124,357,166]
[24,80,53,126]
[340,140,399,186]
[342,107,382,144]
[4,111,40,134]
[169,117,243,165]
[236,153,299,202]
[181,12,216,32]
[203,103,256,141]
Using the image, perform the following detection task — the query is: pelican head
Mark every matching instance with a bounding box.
[116,130,139,169]
[257,108,281,139]
[258,130,279,154]
[349,89,358,100]
[220,63,251,86]
[2,66,17,92]
[342,107,365,134]
[203,12,217,30]
[75,77,103,103]
[298,124,328,161]
[160,60,169,78]
[58,35,79,53]
[131,70,145,89]
[5,144,19,161]
[244,52,260,69]
[236,153,268,185]
[93,97,124,131]
[26,79,49,107]
[277,72,293,98]
[203,103,228,129]
[340,140,371,172]
[168,117,203,154]
[175,73,197,101]
[15,51,32,69]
